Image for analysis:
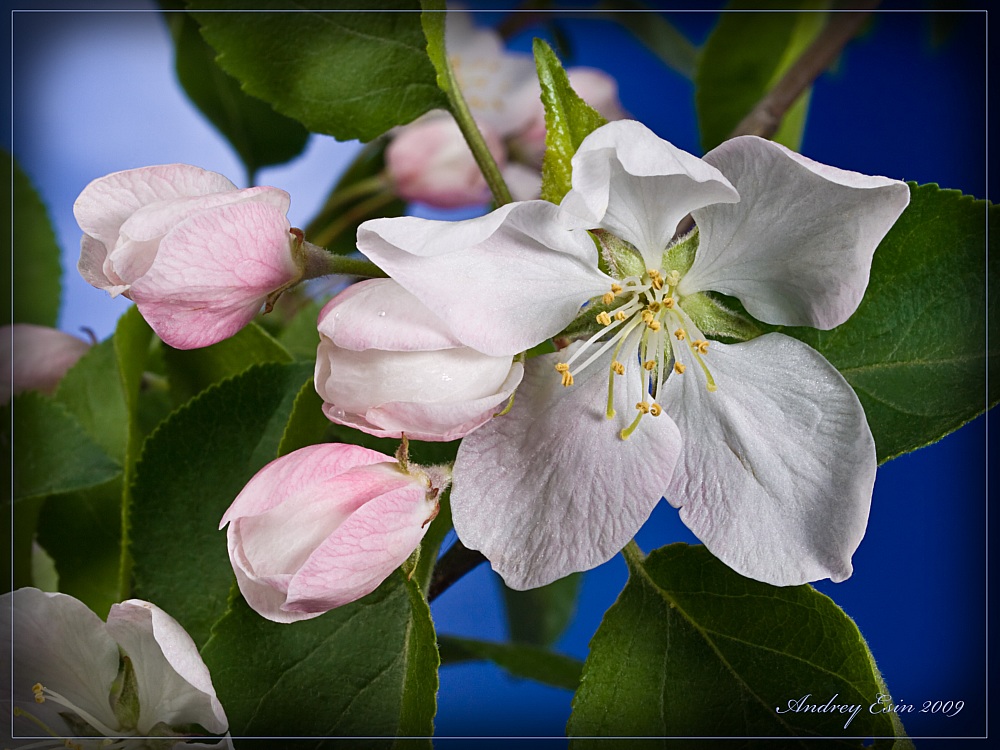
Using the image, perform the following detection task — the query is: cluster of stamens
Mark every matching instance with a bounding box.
[15,680,123,748]
[553,266,717,439]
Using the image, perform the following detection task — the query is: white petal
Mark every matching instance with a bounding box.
[560,120,738,269]
[451,344,682,589]
[4,588,120,737]
[358,201,610,356]
[683,136,910,329]
[106,600,228,734]
[663,330,875,585]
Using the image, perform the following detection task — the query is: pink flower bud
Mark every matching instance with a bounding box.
[386,116,507,208]
[1,324,90,404]
[314,278,524,442]
[74,164,304,350]
[220,443,444,623]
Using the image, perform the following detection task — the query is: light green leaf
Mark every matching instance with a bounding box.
[439,635,583,692]
[162,321,292,404]
[8,393,121,502]
[502,573,581,648]
[534,38,608,205]
[776,185,996,462]
[5,152,62,327]
[189,0,448,142]
[696,3,827,153]
[568,544,911,746]
[36,480,123,618]
[162,4,309,181]
[55,337,128,463]
[272,298,323,360]
[129,361,314,646]
[599,1,699,80]
[201,573,437,744]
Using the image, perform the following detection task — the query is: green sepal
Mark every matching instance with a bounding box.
[109,651,141,731]
[534,38,608,205]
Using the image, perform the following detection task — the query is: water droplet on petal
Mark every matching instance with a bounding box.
[377,310,386,317]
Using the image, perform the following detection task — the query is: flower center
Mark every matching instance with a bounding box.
[13,681,126,750]
[554,266,717,439]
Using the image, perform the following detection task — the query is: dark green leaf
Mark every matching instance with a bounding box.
[5,152,62,327]
[534,38,608,205]
[201,573,437,744]
[599,2,698,80]
[779,185,996,462]
[37,479,123,618]
[502,573,581,648]
[568,544,910,746]
[189,1,448,142]
[272,298,323,360]
[9,393,121,502]
[275,378,329,456]
[439,635,582,692]
[695,4,826,153]
[327,423,460,468]
[129,361,314,646]
[3,496,44,593]
[55,337,128,463]
[163,6,309,180]
[162,321,291,404]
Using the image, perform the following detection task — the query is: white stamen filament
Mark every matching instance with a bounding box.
[33,684,121,738]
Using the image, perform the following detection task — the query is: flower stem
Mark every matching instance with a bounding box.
[428,540,487,602]
[421,1,513,207]
[308,189,398,250]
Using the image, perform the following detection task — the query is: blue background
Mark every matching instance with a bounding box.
[5,2,992,745]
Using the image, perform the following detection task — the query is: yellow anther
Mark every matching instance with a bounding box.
[646,302,661,313]
[666,270,681,287]
[555,362,574,387]
[611,283,623,294]
[595,311,612,326]
[647,269,661,279]
[614,311,628,321]
[674,362,686,374]
[612,361,625,375]
[650,403,663,417]
[643,360,656,371]
[663,297,675,309]
[635,401,651,414]
[674,328,686,341]
[647,320,662,332]
[32,683,45,704]
[602,292,615,305]
[693,339,710,354]
[651,276,664,290]
[642,310,655,324]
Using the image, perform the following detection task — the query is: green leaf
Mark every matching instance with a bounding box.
[272,298,323,359]
[8,393,122,502]
[36,480,123,618]
[275,378,329,456]
[201,573,437,744]
[129,361,314,646]
[599,1,699,80]
[189,1,448,142]
[534,38,608,205]
[439,635,583,692]
[55,337,128,463]
[502,573,582,648]
[162,321,292,404]
[162,5,309,181]
[696,3,827,153]
[5,152,62,327]
[568,544,911,746]
[778,185,996,462]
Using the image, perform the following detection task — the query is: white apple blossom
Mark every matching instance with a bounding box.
[358,120,910,590]
[2,588,229,749]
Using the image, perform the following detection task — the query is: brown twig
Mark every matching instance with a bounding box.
[428,540,487,602]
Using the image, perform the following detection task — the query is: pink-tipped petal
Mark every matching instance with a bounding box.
[452,345,682,590]
[664,331,875,586]
[358,201,610,356]
[73,164,236,252]
[684,136,910,329]
[560,120,739,269]
[129,200,300,349]
[106,600,228,735]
